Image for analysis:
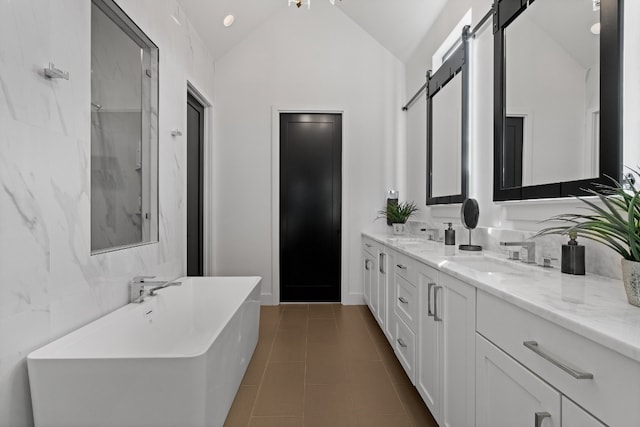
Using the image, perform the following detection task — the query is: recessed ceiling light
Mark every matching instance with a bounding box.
[590,22,601,35]
[223,15,234,27]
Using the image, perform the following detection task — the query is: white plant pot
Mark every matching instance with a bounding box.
[621,259,640,307]
[392,223,406,235]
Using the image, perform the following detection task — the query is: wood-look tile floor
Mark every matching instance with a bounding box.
[224,304,438,427]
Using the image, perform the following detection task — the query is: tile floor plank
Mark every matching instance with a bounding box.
[229,305,437,427]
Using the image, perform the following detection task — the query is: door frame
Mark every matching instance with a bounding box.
[271,106,349,305]
[187,82,213,275]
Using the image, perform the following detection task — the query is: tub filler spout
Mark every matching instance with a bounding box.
[130,276,182,303]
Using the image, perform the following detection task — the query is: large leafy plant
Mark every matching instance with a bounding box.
[536,169,640,262]
[378,201,419,224]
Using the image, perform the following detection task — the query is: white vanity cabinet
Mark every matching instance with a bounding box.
[438,273,476,427]
[393,251,418,383]
[476,333,561,427]
[417,263,442,422]
[416,264,476,427]
[361,233,640,427]
[364,239,393,343]
[477,290,638,426]
[477,337,604,427]
[377,245,390,338]
[362,238,377,310]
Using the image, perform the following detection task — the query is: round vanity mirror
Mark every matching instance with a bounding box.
[459,198,482,251]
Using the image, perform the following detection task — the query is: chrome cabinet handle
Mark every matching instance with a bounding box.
[523,341,594,379]
[365,260,370,271]
[433,286,442,322]
[396,264,407,270]
[379,253,385,274]
[365,243,372,248]
[398,296,408,304]
[427,282,436,317]
[397,338,407,348]
[534,412,551,427]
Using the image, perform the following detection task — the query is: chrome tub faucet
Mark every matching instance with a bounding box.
[130,276,182,303]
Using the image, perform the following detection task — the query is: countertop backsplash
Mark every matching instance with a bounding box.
[406,220,622,280]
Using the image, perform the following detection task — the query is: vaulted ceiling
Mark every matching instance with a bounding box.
[178,0,448,62]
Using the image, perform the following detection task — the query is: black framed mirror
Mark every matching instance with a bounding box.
[493,0,622,201]
[427,26,470,205]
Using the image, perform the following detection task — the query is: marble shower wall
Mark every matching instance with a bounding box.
[0,1,214,426]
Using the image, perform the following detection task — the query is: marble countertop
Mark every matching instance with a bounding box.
[363,231,640,363]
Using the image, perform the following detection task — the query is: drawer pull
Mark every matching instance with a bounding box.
[365,243,372,248]
[396,264,407,270]
[365,260,370,271]
[427,282,436,317]
[397,338,408,348]
[534,412,551,427]
[523,341,594,379]
[398,296,409,304]
[433,286,442,322]
[379,253,385,274]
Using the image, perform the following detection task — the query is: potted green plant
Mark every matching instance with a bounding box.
[378,201,419,235]
[536,169,640,306]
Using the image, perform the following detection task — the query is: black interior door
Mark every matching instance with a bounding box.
[503,116,524,188]
[280,113,342,302]
[187,93,204,276]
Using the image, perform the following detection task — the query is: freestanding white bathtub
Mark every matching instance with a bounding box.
[27,276,261,427]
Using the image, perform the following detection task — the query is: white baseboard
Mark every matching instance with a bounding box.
[258,293,365,306]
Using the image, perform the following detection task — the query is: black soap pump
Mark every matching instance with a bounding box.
[444,223,455,256]
[561,232,585,275]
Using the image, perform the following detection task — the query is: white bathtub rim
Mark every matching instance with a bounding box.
[27,276,261,361]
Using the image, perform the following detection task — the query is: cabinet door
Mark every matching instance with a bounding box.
[440,274,476,427]
[417,263,441,424]
[362,251,374,306]
[562,397,605,427]
[476,334,560,427]
[385,251,396,343]
[377,249,388,331]
[370,251,379,319]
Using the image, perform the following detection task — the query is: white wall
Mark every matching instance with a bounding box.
[624,1,640,172]
[406,0,640,231]
[0,1,214,425]
[212,2,406,305]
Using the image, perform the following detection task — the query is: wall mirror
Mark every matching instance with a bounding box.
[494,0,622,201]
[91,0,159,253]
[427,27,469,205]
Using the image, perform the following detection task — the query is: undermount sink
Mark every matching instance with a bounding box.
[451,256,529,275]
[387,237,428,246]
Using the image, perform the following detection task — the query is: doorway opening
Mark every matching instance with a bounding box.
[187,92,204,276]
[279,113,342,302]
[503,116,524,188]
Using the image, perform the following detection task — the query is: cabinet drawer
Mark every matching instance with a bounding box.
[394,252,416,284]
[395,275,417,331]
[477,290,640,426]
[362,237,376,257]
[395,316,416,384]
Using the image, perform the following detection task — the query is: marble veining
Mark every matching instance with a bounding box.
[0,0,215,425]
[364,230,640,363]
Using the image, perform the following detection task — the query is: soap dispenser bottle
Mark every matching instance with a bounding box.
[561,232,585,275]
[444,223,455,256]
